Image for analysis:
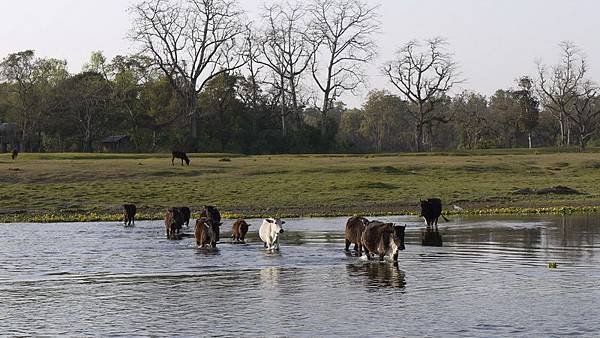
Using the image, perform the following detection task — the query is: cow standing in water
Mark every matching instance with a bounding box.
[173,207,191,227]
[231,219,251,243]
[361,222,406,261]
[200,206,221,225]
[171,151,190,166]
[195,217,221,248]
[123,204,137,226]
[259,218,285,250]
[344,216,370,255]
[165,208,185,239]
[420,198,449,231]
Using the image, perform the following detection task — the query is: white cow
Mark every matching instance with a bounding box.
[259,218,285,250]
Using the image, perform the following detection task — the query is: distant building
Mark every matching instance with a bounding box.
[0,122,19,153]
[100,135,134,153]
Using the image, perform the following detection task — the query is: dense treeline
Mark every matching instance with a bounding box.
[1,0,599,154]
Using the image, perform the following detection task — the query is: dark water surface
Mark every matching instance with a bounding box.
[1,214,599,336]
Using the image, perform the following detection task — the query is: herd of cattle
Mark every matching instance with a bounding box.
[121,197,447,262]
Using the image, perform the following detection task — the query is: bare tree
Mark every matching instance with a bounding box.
[536,41,586,147]
[566,81,600,151]
[129,0,249,149]
[254,1,313,137]
[383,38,461,152]
[308,0,379,138]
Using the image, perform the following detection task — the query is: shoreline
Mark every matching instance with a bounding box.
[2,204,599,223]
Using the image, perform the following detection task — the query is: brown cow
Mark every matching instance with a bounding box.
[344,216,370,255]
[123,204,136,226]
[195,217,221,248]
[361,222,406,261]
[231,219,251,243]
[165,208,185,240]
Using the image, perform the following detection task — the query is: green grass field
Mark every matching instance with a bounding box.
[2,149,600,222]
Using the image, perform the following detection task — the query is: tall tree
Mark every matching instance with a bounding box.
[308,0,379,138]
[537,41,586,147]
[383,38,461,152]
[488,89,523,148]
[0,50,68,151]
[130,0,249,150]
[198,72,244,151]
[84,51,156,150]
[359,90,407,152]
[256,1,313,137]
[513,76,540,149]
[54,72,115,152]
[566,81,600,151]
[451,92,489,149]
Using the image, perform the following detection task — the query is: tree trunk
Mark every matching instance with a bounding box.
[528,132,532,149]
[415,122,423,152]
[320,93,329,138]
[152,130,158,151]
[558,112,564,147]
[579,126,586,152]
[188,91,199,152]
[280,87,287,138]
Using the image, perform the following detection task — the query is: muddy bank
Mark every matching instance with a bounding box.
[2,200,600,223]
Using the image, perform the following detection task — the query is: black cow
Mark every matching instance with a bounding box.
[200,205,222,225]
[173,206,191,227]
[11,149,18,160]
[171,151,190,166]
[420,198,449,231]
[123,204,137,226]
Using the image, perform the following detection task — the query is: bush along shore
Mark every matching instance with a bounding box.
[3,206,600,224]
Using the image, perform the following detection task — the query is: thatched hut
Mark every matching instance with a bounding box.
[100,135,134,153]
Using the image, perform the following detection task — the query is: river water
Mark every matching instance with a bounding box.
[1,214,599,336]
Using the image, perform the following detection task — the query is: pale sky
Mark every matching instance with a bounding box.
[1,0,599,108]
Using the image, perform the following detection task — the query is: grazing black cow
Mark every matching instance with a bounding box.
[200,205,222,225]
[231,219,251,243]
[420,198,449,231]
[11,149,18,160]
[173,207,191,227]
[361,222,406,261]
[123,204,137,226]
[344,216,370,255]
[195,217,221,248]
[165,208,186,239]
[171,151,190,166]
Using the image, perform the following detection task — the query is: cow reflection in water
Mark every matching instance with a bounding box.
[347,263,406,290]
[259,267,281,289]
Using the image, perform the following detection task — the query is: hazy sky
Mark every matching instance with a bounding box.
[1,0,599,108]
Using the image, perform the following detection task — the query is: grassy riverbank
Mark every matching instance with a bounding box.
[2,149,600,223]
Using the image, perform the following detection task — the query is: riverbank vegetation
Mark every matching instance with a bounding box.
[1,1,600,155]
[2,151,600,222]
